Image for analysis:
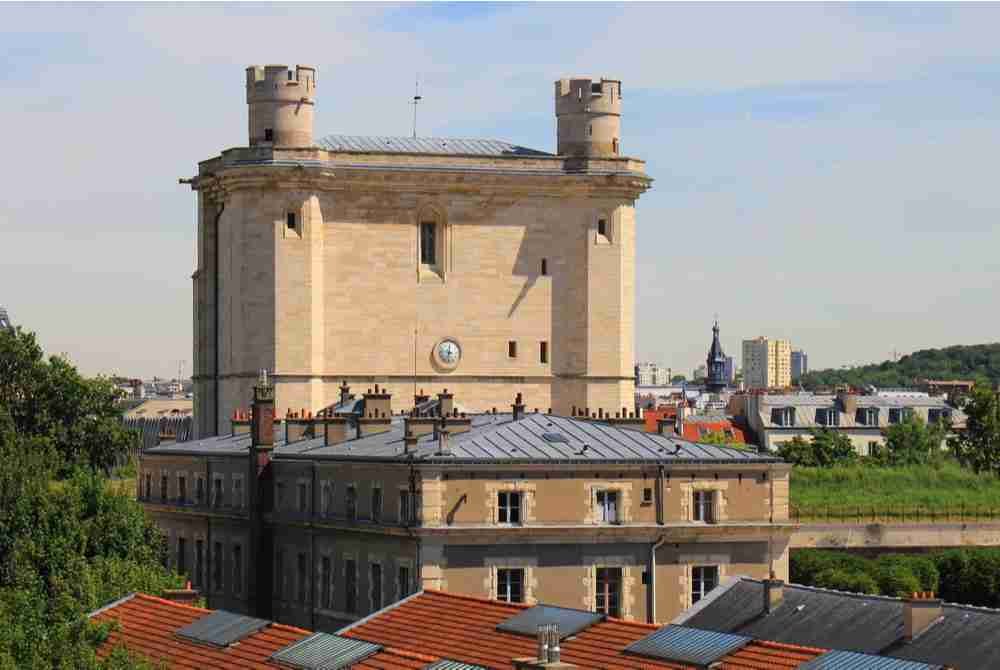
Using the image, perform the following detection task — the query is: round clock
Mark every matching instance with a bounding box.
[433,338,462,370]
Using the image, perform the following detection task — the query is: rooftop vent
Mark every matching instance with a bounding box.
[496,605,603,639]
[270,632,382,669]
[175,610,270,647]
[542,432,569,443]
[624,625,750,665]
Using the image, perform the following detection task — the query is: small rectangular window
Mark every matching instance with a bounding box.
[692,565,719,605]
[371,487,383,522]
[321,556,332,609]
[541,258,548,276]
[597,219,607,237]
[196,477,205,505]
[398,565,410,598]
[508,341,517,358]
[498,491,522,524]
[595,567,622,617]
[399,489,412,525]
[286,212,297,231]
[642,487,653,504]
[420,222,437,265]
[233,477,243,508]
[264,128,273,142]
[371,563,383,611]
[540,341,549,365]
[693,490,716,523]
[346,485,357,520]
[232,544,242,596]
[497,568,524,603]
[345,559,358,613]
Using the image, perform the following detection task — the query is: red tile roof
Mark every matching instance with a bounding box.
[90,591,827,670]
[680,420,746,444]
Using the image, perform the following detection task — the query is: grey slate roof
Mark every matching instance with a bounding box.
[279,412,778,464]
[316,135,552,157]
[675,577,1000,669]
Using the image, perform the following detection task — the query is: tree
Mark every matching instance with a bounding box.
[949,386,1000,476]
[0,328,135,472]
[777,436,817,466]
[813,568,879,595]
[882,414,947,466]
[670,375,686,384]
[700,430,739,446]
[777,430,855,467]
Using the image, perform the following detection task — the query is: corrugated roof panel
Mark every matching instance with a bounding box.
[800,650,942,670]
[624,624,750,665]
[496,605,604,639]
[270,632,381,669]
[175,610,271,647]
[424,661,488,670]
[316,135,552,157]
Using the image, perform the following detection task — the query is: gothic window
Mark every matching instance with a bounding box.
[420,221,437,265]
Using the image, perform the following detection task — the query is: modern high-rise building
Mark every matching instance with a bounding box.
[742,337,792,390]
[187,65,652,436]
[791,349,808,382]
[634,362,671,386]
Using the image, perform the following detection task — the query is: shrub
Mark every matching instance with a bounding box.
[813,568,880,595]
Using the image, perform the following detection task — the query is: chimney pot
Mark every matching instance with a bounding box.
[904,591,942,641]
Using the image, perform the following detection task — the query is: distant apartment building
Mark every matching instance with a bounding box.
[743,391,966,455]
[791,350,808,382]
[723,356,735,384]
[742,337,792,390]
[692,365,707,382]
[635,362,671,386]
[138,379,793,630]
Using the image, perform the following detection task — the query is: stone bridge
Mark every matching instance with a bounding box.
[791,522,1000,552]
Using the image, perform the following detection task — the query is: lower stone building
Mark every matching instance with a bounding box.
[139,378,794,631]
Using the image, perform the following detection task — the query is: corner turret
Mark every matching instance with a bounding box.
[555,76,622,157]
[246,64,316,147]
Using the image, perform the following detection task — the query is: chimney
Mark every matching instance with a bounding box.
[232,409,251,436]
[252,369,274,448]
[657,418,672,435]
[364,384,392,418]
[403,425,418,455]
[323,413,352,446]
[904,592,942,641]
[414,387,430,409]
[837,390,858,415]
[339,380,351,406]
[536,623,549,662]
[438,388,454,417]
[763,576,784,613]
[161,581,200,606]
[547,624,561,663]
[436,420,451,456]
[512,392,525,421]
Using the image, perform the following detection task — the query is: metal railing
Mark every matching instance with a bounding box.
[791,504,1000,524]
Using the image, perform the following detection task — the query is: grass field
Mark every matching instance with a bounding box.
[790,461,1000,519]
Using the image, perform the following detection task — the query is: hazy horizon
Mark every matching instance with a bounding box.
[3,3,998,379]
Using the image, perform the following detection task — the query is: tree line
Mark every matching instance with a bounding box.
[0,327,179,668]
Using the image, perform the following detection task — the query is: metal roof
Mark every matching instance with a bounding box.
[270,632,381,669]
[496,605,604,639]
[424,661,489,670]
[175,610,270,647]
[316,135,552,157]
[624,624,750,665]
[800,650,942,670]
[282,412,779,464]
[675,577,1000,669]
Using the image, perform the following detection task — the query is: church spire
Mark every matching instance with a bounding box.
[705,318,727,393]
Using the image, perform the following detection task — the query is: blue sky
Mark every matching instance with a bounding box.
[2,2,998,378]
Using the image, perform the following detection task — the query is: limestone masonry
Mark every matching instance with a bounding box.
[190,65,652,436]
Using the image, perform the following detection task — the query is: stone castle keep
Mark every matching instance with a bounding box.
[190,64,651,437]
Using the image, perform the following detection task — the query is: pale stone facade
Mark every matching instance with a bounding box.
[190,66,651,436]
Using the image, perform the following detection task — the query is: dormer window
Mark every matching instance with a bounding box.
[771,407,795,427]
[928,408,952,424]
[815,407,839,427]
[888,407,914,425]
[591,82,602,94]
[856,407,880,426]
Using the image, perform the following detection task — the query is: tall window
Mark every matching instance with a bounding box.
[692,566,719,604]
[195,540,204,588]
[177,537,186,574]
[856,407,879,426]
[497,568,524,603]
[612,138,619,154]
[541,258,548,276]
[160,475,168,502]
[399,490,412,525]
[232,544,242,596]
[345,559,358,613]
[371,563,383,611]
[816,407,839,427]
[323,483,334,517]
[398,565,410,599]
[597,219,608,239]
[371,487,383,522]
[297,482,308,514]
[286,212,297,231]
[693,490,716,523]
[275,549,285,600]
[264,128,273,142]
[212,541,223,592]
[233,477,243,509]
[771,407,795,427]
[144,473,152,500]
[346,486,357,520]
[595,490,618,524]
[595,567,622,617]
[889,407,913,425]
[297,553,307,603]
[540,341,549,364]
[321,556,332,609]
[508,341,518,358]
[276,481,286,510]
[178,475,187,503]
[420,221,437,265]
[196,477,205,505]
[213,477,223,508]
[498,491,522,524]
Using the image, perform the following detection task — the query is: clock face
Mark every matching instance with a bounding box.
[437,339,461,365]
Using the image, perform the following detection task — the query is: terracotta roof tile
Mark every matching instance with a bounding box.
[718,640,827,669]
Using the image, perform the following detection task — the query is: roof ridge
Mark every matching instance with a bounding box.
[379,646,440,663]
[131,592,212,614]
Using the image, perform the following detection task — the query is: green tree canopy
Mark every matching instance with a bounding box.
[0,328,135,473]
[777,430,856,467]
[949,386,1000,476]
[881,414,948,466]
